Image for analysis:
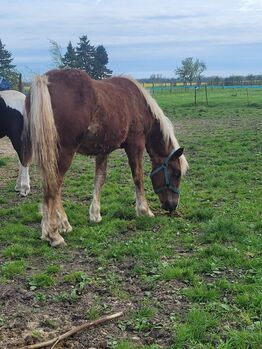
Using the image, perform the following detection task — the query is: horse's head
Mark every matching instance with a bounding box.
[150,147,184,212]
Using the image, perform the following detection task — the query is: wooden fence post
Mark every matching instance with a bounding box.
[246,88,250,106]
[205,84,208,106]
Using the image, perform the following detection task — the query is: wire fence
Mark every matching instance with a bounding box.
[143,83,262,108]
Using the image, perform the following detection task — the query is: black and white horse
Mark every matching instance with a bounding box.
[0,90,30,196]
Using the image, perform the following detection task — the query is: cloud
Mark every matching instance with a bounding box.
[239,0,262,11]
[1,0,262,77]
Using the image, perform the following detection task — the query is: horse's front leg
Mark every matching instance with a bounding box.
[125,145,154,217]
[89,154,108,222]
[15,163,30,196]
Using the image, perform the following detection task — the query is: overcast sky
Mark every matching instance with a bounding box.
[1,0,262,79]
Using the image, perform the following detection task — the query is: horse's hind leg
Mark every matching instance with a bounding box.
[15,162,30,196]
[89,154,108,222]
[41,190,65,247]
[125,143,154,217]
[41,150,74,247]
[57,196,72,234]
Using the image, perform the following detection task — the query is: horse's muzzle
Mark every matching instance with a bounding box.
[162,201,178,212]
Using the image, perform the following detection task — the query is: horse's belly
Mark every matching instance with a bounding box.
[77,129,123,156]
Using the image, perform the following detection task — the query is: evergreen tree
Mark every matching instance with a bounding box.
[61,41,77,68]
[93,45,112,79]
[0,39,20,89]
[58,35,112,79]
[75,35,95,76]
[0,39,16,79]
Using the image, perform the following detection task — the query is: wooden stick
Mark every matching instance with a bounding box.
[50,338,59,349]
[22,312,124,349]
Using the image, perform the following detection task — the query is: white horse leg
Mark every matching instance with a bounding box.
[89,155,108,222]
[15,164,22,192]
[20,165,30,196]
[15,163,30,196]
[135,186,154,217]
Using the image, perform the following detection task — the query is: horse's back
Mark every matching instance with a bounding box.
[46,69,96,122]
[46,69,94,105]
[0,90,25,114]
[29,69,152,155]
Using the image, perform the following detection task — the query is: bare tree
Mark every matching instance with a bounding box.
[175,57,206,85]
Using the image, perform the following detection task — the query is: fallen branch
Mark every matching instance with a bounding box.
[22,311,124,349]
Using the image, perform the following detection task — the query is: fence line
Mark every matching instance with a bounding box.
[144,84,262,108]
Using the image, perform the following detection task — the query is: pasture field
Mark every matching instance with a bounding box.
[0,90,262,348]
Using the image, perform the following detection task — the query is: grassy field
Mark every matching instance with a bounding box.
[0,90,261,348]
[152,85,262,109]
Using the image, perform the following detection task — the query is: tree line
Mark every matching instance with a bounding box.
[1,38,262,89]
[141,74,262,86]
[0,35,112,89]
[144,57,262,86]
[49,35,112,79]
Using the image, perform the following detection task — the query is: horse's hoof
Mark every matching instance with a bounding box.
[137,207,155,217]
[90,214,102,223]
[20,188,30,197]
[59,221,73,234]
[50,236,67,248]
[66,224,73,233]
[147,210,155,217]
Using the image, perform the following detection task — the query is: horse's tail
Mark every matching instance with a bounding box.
[126,76,189,175]
[28,75,59,192]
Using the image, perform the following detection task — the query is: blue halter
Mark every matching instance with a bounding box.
[150,148,180,195]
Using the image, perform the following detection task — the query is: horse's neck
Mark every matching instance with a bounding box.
[145,119,171,159]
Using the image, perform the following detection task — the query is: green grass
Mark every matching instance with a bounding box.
[172,307,218,347]
[63,271,92,286]
[0,90,261,348]
[28,273,55,289]
[1,260,26,279]
[0,157,9,167]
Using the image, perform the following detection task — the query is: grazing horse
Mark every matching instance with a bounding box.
[0,90,30,196]
[24,69,188,246]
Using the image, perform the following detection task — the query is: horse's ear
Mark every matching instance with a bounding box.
[171,147,184,159]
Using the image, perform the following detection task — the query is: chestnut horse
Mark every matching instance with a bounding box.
[24,69,188,246]
[0,90,30,196]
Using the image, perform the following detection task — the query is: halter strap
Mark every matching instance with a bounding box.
[150,148,180,195]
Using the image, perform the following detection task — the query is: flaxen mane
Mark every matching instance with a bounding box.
[124,77,189,175]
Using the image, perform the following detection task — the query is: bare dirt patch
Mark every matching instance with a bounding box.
[0,138,20,191]
[0,251,188,348]
[0,138,16,158]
